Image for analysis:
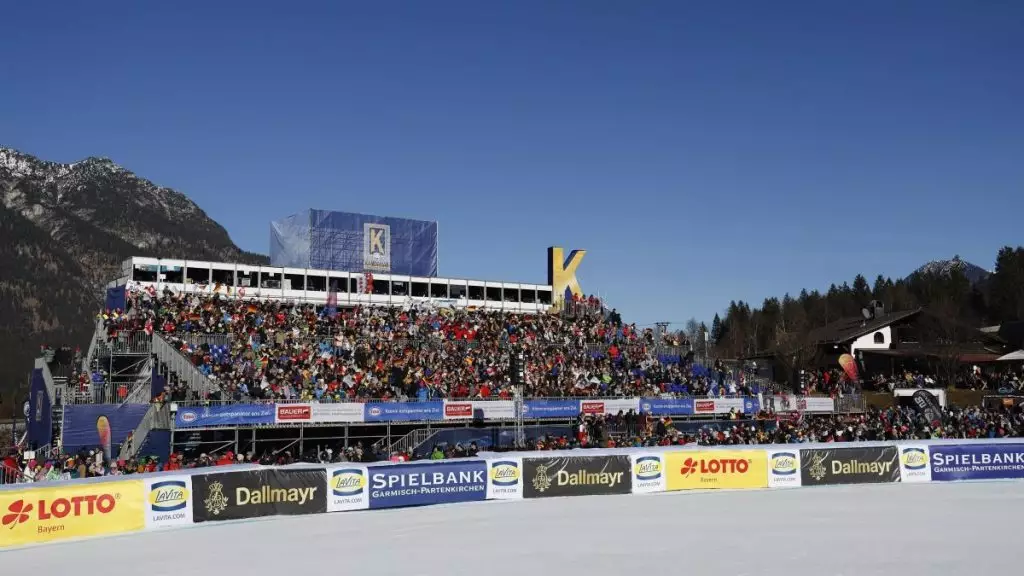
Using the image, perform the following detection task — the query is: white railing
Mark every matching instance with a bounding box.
[118,404,162,462]
[374,428,438,457]
[83,317,106,374]
[151,333,215,398]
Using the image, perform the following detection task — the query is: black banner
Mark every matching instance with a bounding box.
[522,455,631,498]
[911,390,943,423]
[192,468,327,523]
[799,447,900,486]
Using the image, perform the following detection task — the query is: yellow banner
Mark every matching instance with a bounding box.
[665,450,768,491]
[0,480,145,547]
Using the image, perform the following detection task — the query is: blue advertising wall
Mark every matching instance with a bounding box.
[930,443,1024,482]
[62,404,150,454]
[364,402,444,422]
[367,460,487,509]
[174,404,276,428]
[270,209,439,277]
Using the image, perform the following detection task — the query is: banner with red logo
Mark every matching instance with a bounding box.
[275,404,312,424]
[442,400,515,420]
[0,480,146,547]
[693,398,746,414]
[273,403,365,424]
[580,398,639,415]
[665,450,769,490]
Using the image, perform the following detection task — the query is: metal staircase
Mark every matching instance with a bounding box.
[372,427,438,457]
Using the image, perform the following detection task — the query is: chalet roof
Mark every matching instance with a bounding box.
[807,308,923,345]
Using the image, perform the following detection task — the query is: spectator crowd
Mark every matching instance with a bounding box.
[103,292,754,404]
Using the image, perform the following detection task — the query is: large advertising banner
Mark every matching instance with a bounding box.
[275,403,366,424]
[799,447,900,486]
[521,399,581,419]
[766,449,802,488]
[580,399,640,416]
[367,461,488,509]
[271,209,439,276]
[62,404,149,454]
[930,443,1024,482]
[444,400,516,421]
[174,404,276,428]
[664,450,768,491]
[639,398,694,416]
[0,480,145,548]
[522,455,632,498]
[312,403,365,423]
[191,469,327,523]
[486,458,524,500]
[630,453,666,494]
[898,445,932,483]
[363,402,444,422]
[144,476,194,529]
[325,465,369,512]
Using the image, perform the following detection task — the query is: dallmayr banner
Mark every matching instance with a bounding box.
[367,460,488,509]
[930,443,1024,482]
[800,447,900,486]
[522,455,632,498]
[192,469,327,523]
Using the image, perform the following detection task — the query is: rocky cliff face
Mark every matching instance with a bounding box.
[0,146,267,406]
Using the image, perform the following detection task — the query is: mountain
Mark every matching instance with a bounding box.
[910,255,990,285]
[0,146,267,410]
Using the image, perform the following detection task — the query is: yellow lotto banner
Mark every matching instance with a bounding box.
[0,480,145,547]
[665,450,768,491]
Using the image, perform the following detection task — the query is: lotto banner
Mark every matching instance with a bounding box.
[664,450,769,490]
[0,480,145,547]
[486,458,524,500]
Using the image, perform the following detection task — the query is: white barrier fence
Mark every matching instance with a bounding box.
[3,439,1023,549]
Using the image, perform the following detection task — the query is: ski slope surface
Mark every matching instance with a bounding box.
[3,481,1021,575]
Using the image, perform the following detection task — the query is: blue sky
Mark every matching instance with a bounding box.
[2,1,1022,326]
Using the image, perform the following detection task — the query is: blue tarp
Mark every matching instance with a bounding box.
[27,368,52,448]
[270,209,439,276]
[62,404,150,454]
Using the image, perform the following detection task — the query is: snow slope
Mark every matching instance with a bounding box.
[2,482,1021,575]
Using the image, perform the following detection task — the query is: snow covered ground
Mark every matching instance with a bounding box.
[3,481,1022,575]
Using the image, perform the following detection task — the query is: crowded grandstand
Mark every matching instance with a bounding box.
[5,211,1024,488]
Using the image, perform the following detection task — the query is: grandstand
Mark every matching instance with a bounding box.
[18,237,791,482]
